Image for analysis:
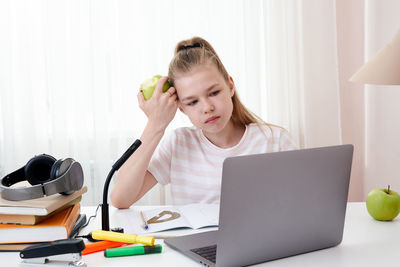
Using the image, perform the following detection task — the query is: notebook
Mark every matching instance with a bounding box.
[165,145,354,267]
[117,203,219,234]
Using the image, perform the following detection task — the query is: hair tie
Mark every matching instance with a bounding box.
[180,43,202,51]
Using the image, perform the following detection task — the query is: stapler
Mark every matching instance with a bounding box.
[19,239,86,267]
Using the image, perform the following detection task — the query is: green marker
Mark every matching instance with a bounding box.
[104,244,162,257]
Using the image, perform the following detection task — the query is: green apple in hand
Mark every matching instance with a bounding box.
[366,185,400,221]
[140,75,171,100]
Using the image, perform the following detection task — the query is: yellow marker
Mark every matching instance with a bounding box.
[91,230,155,246]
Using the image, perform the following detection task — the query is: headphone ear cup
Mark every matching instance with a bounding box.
[49,159,64,180]
[25,154,57,185]
[53,158,78,195]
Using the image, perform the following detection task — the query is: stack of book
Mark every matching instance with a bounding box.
[0,186,87,251]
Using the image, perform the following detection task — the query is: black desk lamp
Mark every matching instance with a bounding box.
[101,139,142,231]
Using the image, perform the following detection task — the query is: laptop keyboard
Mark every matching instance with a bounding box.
[190,244,217,264]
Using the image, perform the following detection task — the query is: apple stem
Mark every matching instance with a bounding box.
[388,185,391,194]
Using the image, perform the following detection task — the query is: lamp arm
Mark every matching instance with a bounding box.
[101,139,142,231]
[101,169,116,231]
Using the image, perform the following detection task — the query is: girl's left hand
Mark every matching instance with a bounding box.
[137,76,178,131]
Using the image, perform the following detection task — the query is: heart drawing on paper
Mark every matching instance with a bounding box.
[147,210,181,224]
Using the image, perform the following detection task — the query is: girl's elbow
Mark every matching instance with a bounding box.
[110,190,130,209]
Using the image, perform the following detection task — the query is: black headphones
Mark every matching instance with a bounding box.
[0,154,84,201]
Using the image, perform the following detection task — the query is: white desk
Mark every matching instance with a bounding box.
[3,203,400,266]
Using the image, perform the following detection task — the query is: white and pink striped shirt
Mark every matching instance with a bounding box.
[148,123,297,205]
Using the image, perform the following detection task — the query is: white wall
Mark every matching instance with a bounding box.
[337,0,400,201]
[364,0,400,196]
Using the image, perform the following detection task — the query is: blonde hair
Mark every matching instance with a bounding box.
[168,36,272,130]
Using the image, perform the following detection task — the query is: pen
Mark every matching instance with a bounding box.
[82,240,128,255]
[91,230,155,246]
[140,211,149,230]
[104,244,162,257]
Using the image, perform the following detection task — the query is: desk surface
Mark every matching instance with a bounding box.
[3,203,400,266]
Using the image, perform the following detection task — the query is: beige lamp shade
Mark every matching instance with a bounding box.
[350,28,400,85]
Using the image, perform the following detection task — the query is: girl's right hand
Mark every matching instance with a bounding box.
[137,76,178,131]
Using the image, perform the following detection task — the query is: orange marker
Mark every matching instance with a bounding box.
[82,240,128,255]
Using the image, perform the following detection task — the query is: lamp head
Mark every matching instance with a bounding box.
[350,28,400,85]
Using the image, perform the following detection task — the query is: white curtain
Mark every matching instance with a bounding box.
[0,0,342,206]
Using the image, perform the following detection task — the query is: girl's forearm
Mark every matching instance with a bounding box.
[110,121,165,208]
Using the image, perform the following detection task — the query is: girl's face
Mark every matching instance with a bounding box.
[174,64,235,134]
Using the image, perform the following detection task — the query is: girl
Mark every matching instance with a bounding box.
[111,37,297,208]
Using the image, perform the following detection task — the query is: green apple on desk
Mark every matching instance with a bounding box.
[366,185,400,221]
[141,75,171,100]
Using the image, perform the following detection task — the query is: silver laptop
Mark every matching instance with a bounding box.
[165,145,353,267]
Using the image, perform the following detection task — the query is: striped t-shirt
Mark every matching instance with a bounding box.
[148,123,297,205]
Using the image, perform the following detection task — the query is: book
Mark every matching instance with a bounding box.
[0,196,82,225]
[0,213,87,252]
[117,203,219,235]
[0,203,80,244]
[0,186,87,216]
[0,243,41,252]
